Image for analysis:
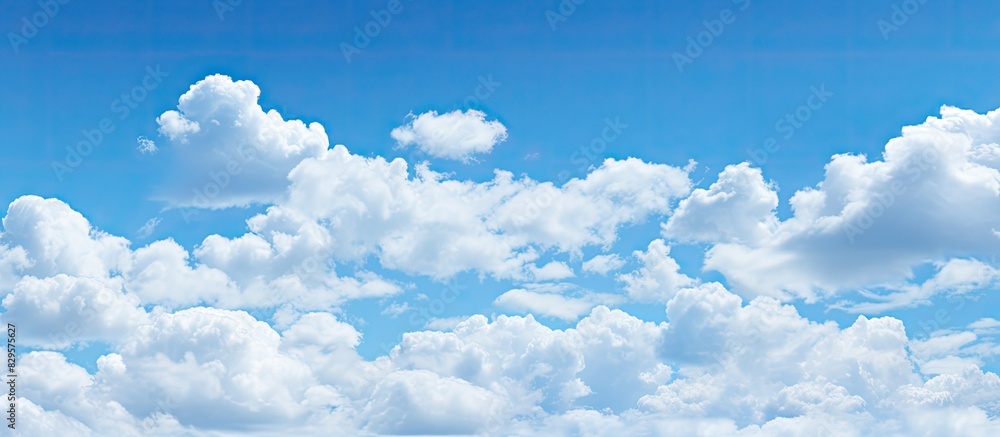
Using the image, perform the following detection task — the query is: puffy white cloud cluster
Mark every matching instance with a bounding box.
[7,76,1000,435]
[391,109,508,162]
[11,280,1000,435]
[226,143,692,281]
[145,75,697,282]
[665,106,1000,305]
[155,74,329,208]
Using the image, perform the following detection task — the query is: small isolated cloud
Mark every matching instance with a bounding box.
[391,109,507,162]
[136,136,158,154]
[135,217,161,239]
[493,283,623,321]
[380,301,412,318]
[530,261,575,281]
[581,254,625,275]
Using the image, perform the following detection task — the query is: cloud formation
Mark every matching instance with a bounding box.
[391,109,508,162]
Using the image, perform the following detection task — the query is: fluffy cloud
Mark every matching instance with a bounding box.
[581,253,625,275]
[3,275,147,348]
[0,195,130,284]
[14,281,1000,435]
[668,106,1000,302]
[154,74,329,208]
[662,162,778,245]
[832,258,1000,313]
[391,109,508,162]
[233,144,691,280]
[12,76,1000,436]
[618,239,696,302]
[493,283,624,321]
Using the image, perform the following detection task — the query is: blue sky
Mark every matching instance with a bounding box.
[3,1,1000,435]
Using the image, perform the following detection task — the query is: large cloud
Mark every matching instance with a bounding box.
[154,74,329,208]
[667,106,1000,304]
[223,144,692,280]
[13,281,1000,435]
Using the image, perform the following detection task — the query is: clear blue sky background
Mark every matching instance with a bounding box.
[3,0,999,366]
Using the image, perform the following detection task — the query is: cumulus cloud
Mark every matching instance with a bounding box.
[493,283,624,321]
[14,281,1000,435]
[0,195,130,284]
[3,275,148,348]
[233,144,692,280]
[617,239,696,302]
[663,162,778,245]
[13,75,1000,436]
[154,74,329,208]
[832,258,1000,313]
[667,106,1000,302]
[581,253,625,275]
[391,109,508,162]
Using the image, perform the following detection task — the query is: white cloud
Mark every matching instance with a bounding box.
[618,239,696,302]
[126,238,236,308]
[674,106,1000,302]
[234,144,692,281]
[0,195,131,283]
[136,135,158,154]
[530,260,575,281]
[361,369,508,434]
[832,258,1000,313]
[391,109,507,162]
[135,217,161,239]
[10,281,1000,435]
[154,74,329,208]
[3,275,147,348]
[11,76,1000,436]
[663,162,778,245]
[493,283,624,321]
[581,253,625,275]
